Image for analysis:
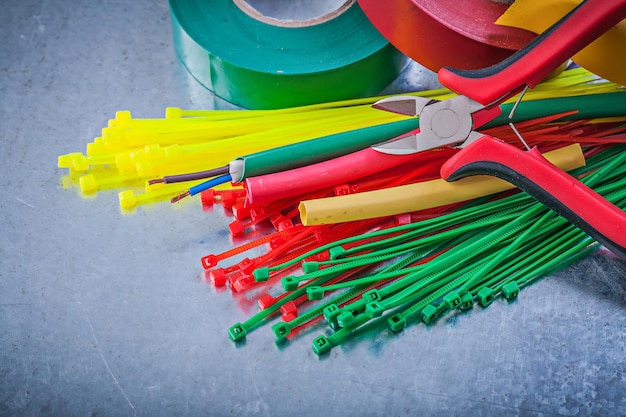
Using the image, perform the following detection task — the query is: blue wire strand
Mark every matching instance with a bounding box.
[189,174,232,196]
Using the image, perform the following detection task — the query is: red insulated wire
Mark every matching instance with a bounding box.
[245,148,436,206]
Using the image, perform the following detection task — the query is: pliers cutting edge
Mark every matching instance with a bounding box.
[372,0,626,259]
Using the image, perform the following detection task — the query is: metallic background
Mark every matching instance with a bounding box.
[1,1,625,416]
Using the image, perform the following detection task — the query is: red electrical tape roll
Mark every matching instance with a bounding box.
[357,0,536,72]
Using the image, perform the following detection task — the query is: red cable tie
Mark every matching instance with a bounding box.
[231,273,255,293]
[201,226,302,270]
[228,220,247,236]
[283,313,298,322]
[200,189,217,208]
[237,257,257,275]
[258,294,277,310]
[207,268,228,287]
[232,201,251,220]
[280,300,298,319]
[219,190,243,209]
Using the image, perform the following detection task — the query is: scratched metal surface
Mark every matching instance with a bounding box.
[1,1,625,416]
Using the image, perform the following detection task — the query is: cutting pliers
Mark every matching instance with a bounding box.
[372,0,626,259]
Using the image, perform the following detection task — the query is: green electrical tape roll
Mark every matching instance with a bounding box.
[169,0,409,109]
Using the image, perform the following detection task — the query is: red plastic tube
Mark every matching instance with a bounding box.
[245,148,428,205]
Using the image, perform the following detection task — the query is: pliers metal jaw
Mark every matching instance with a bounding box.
[372,95,494,154]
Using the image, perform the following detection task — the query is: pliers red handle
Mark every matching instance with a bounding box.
[439,0,626,258]
[441,137,626,259]
[439,0,626,106]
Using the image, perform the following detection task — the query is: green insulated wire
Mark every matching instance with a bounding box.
[239,91,626,181]
[482,91,626,129]
[237,118,420,181]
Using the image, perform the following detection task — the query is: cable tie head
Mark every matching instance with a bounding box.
[276,219,294,232]
[165,107,183,119]
[79,175,97,194]
[115,110,132,128]
[282,276,299,292]
[118,190,138,210]
[228,220,246,237]
[362,289,381,303]
[323,304,341,325]
[337,311,356,328]
[220,190,240,209]
[443,291,462,310]
[421,304,440,325]
[249,207,268,222]
[312,335,332,355]
[232,274,254,293]
[232,202,251,220]
[201,254,218,270]
[387,314,406,333]
[253,268,270,282]
[267,235,287,250]
[302,262,319,273]
[200,189,217,208]
[458,291,474,311]
[329,246,347,260]
[228,323,247,342]
[306,286,325,301]
[258,294,276,310]
[57,152,82,169]
[365,301,384,318]
[272,322,291,340]
[477,287,494,307]
[237,258,256,275]
[311,251,330,262]
[209,268,227,287]
[502,281,520,300]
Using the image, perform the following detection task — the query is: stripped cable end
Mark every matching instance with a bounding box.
[171,191,190,204]
[148,178,165,185]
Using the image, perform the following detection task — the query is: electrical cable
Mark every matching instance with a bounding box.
[149,166,229,185]
[171,174,232,203]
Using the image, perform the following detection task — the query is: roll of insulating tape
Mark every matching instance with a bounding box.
[357,0,536,72]
[169,0,409,109]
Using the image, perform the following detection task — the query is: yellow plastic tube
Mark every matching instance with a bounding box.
[496,0,626,86]
[299,144,585,225]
